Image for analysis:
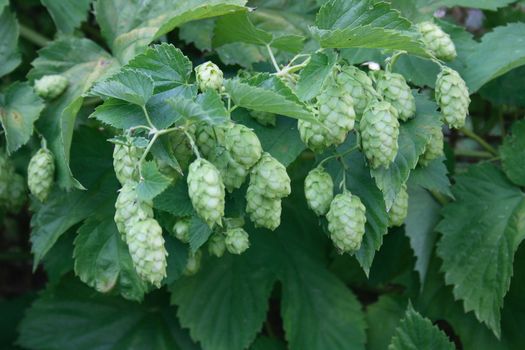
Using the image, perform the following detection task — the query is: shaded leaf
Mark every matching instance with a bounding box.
[188,215,212,252]
[153,182,195,217]
[0,6,21,77]
[501,120,525,187]
[136,161,171,201]
[41,0,91,34]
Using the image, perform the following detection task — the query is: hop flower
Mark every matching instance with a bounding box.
[195,124,220,158]
[304,166,333,216]
[195,61,223,91]
[34,74,68,100]
[417,21,457,61]
[225,228,250,255]
[246,188,282,230]
[435,67,470,129]
[114,183,154,239]
[187,158,225,228]
[388,184,409,227]
[250,110,276,126]
[360,101,400,169]
[126,217,167,287]
[335,65,375,118]
[208,233,226,258]
[224,124,262,169]
[419,127,444,166]
[299,75,356,153]
[326,192,367,253]
[183,250,202,276]
[27,148,55,202]
[376,71,416,121]
[113,143,142,185]
[173,217,191,243]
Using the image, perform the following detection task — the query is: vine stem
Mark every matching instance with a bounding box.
[138,132,160,179]
[18,24,50,47]
[459,127,498,156]
[318,145,359,168]
[266,45,281,73]
[141,105,156,130]
[184,130,201,158]
[454,149,493,158]
[385,50,407,72]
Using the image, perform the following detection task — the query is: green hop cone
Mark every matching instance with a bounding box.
[388,184,409,227]
[195,124,221,159]
[187,158,225,228]
[250,110,276,126]
[326,192,367,253]
[195,61,223,91]
[435,67,470,129]
[208,233,226,258]
[360,101,400,169]
[114,183,154,239]
[304,166,333,216]
[298,75,356,153]
[376,71,416,121]
[417,21,457,61]
[225,228,250,255]
[173,217,191,243]
[34,74,68,100]
[335,65,375,118]
[419,127,444,166]
[27,148,55,202]
[157,130,194,183]
[246,188,282,230]
[126,217,167,287]
[113,143,142,185]
[183,250,202,276]
[224,124,262,169]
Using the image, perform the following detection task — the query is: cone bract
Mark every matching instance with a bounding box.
[388,184,409,227]
[326,192,367,253]
[34,74,68,100]
[336,65,375,118]
[435,67,470,129]
[304,166,333,216]
[27,148,55,202]
[113,143,142,185]
[195,61,223,91]
[417,21,457,61]
[114,183,154,239]
[376,71,416,121]
[419,127,444,166]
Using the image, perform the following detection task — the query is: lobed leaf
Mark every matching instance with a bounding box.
[41,0,91,34]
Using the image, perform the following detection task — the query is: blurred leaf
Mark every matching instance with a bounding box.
[436,163,525,337]
[479,66,525,107]
[41,0,91,33]
[0,293,35,349]
[168,89,229,125]
[295,50,337,101]
[42,229,75,284]
[179,19,215,51]
[0,7,21,77]
[366,296,407,350]
[501,120,525,186]
[136,161,171,201]
[188,215,212,252]
[0,82,45,154]
[409,159,453,197]
[250,337,287,350]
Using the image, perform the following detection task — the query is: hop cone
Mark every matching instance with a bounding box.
[195,61,223,91]
[208,233,226,257]
[27,148,55,202]
[419,127,444,166]
[34,74,68,100]
[250,110,276,126]
[336,65,375,118]
[157,131,193,182]
[195,124,220,158]
[225,227,250,255]
[126,218,167,287]
[360,101,400,169]
[224,124,262,169]
[304,166,333,216]
[173,217,191,243]
[184,250,202,276]
[113,143,142,185]
[388,184,409,227]
[187,158,225,228]
[246,188,282,230]
[435,67,470,129]
[376,71,415,121]
[417,21,457,61]
[299,76,356,153]
[327,192,367,253]
[114,183,154,239]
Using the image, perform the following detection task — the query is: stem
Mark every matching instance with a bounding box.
[454,149,493,158]
[266,45,281,73]
[138,132,160,178]
[141,105,156,130]
[184,130,201,158]
[18,24,50,47]
[278,57,311,76]
[339,160,347,191]
[385,51,407,72]
[318,145,359,167]
[430,190,449,206]
[459,127,498,156]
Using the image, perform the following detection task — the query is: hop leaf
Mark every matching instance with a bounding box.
[34,74,68,100]
[417,21,457,61]
[326,192,367,253]
[388,184,408,227]
[173,217,191,243]
[114,183,154,240]
[113,142,142,185]
[435,67,470,129]
[304,166,333,216]
[187,158,225,228]
[208,233,226,257]
[376,71,416,121]
[27,148,55,202]
[195,61,224,91]
[250,110,276,126]
[335,65,375,118]
[419,127,444,166]
[360,101,400,169]
[225,227,250,255]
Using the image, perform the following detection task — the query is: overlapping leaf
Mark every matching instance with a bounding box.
[0,6,21,77]
[41,0,91,33]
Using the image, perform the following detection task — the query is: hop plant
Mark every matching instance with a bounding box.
[376,71,416,121]
[417,21,457,61]
[335,65,375,118]
[250,110,276,126]
[27,148,55,202]
[126,217,167,287]
[225,227,250,255]
[195,61,223,91]
[435,67,470,129]
[360,101,400,169]
[419,127,444,166]
[298,75,356,153]
[184,250,202,276]
[34,74,68,100]
[173,217,191,243]
[304,166,333,216]
[187,158,225,228]
[388,184,409,227]
[326,192,367,253]
[208,233,226,257]
[114,183,154,239]
[113,143,142,185]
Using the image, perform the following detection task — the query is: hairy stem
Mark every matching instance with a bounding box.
[266,45,281,73]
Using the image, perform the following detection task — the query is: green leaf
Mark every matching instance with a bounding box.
[90,69,154,106]
[42,229,75,284]
[388,304,454,350]
[188,215,212,252]
[73,217,148,301]
[28,37,119,189]
[179,18,215,51]
[168,89,229,125]
[0,6,21,77]
[410,159,453,197]
[295,50,338,101]
[153,182,195,217]
[501,120,525,187]
[90,98,145,129]
[250,337,287,350]
[0,293,35,349]
[95,0,247,63]
[371,93,441,210]
[41,0,91,34]
[17,278,198,350]
[479,66,525,108]
[170,253,275,350]
[311,0,429,57]
[436,163,525,336]
[136,161,171,201]
[0,82,45,154]
[366,296,407,350]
